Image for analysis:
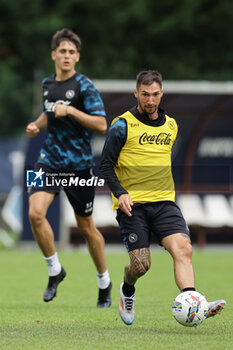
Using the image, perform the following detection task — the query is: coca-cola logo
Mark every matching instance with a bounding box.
[139,132,172,145]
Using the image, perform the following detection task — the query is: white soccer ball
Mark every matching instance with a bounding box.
[172,291,208,327]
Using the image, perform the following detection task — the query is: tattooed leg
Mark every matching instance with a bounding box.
[124,248,151,285]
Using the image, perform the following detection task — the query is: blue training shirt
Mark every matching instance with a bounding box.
[37,72,106,171]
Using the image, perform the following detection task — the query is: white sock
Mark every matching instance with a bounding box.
[97,269,111,289]
[43,252,62,276]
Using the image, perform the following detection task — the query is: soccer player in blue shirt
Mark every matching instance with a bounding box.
[26,28,111,307]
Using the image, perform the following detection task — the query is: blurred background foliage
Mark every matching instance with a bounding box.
[0,0,232,137]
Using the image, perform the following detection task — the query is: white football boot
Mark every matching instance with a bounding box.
[119,283,135,325]
[206,299,226,318]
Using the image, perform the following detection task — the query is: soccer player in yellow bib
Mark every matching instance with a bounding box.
[100,70,226,325]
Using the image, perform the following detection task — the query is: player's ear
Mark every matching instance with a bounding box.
[76,52,80,63]
[160,88,164,97]
[51,51,56,61]
[134,88,138,99]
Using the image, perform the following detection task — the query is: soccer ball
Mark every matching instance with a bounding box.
[172,291,208,327]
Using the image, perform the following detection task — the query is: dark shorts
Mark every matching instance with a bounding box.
[116,201,190,252]
[28,163,95,217]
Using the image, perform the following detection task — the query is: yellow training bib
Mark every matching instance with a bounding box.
[111,111,178,209]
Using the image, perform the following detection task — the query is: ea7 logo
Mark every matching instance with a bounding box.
[26,168,45,187]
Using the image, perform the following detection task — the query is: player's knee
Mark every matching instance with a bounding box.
[182,240,192,259]
[186,241,193,259]
[78,225,93,239]
[28,206,45,226]
[175,239,193,262]
[134,258,151,278]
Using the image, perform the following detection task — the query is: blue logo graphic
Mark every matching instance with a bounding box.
[26,168,45,187]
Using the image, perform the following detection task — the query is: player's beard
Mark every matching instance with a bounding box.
[139,101,157,117]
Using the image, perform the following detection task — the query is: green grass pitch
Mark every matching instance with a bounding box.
[0,247,232,349]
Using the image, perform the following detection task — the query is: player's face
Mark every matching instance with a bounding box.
[51,41,80,74]
[134,82,164,119]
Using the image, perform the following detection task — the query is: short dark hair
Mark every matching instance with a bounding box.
[51,28,81,52]
[136,70,162,89]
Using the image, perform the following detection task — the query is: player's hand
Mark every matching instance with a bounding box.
[26,122,40,138]
[118,194,134,217]
[54,104,69,118]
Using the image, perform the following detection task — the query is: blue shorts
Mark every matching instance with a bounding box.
[116,201,190,251]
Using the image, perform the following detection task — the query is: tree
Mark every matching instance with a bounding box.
[0,0,232,137]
